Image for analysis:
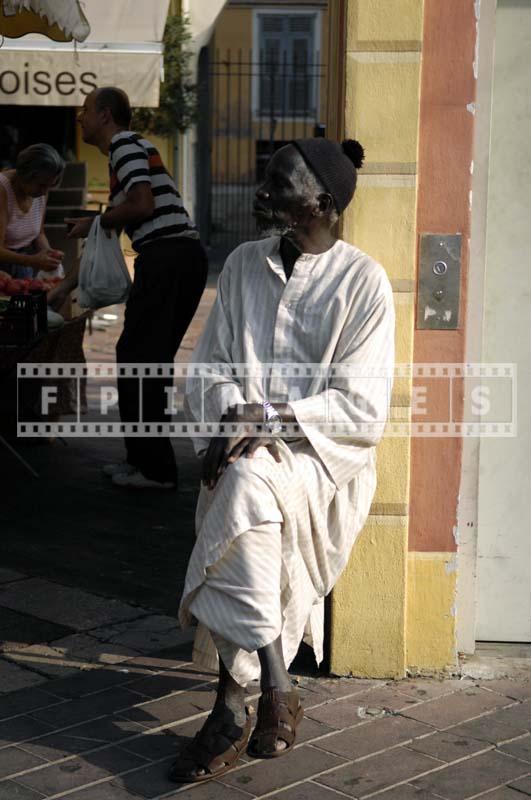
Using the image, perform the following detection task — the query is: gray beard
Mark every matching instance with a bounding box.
[256,217,297,238]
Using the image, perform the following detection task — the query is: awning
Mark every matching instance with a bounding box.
[186,0,227,60]
[0,0,90,42]
[0,0,170,107]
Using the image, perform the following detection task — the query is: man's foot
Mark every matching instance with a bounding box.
[168,704,251,784]
[247,687,303,759]
[102,461,135,478]
[112,470,177,490]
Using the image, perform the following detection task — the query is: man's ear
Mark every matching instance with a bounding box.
[315,193,334,217]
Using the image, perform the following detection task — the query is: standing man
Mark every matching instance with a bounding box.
[171,139,395,783]
[55,87,208,490]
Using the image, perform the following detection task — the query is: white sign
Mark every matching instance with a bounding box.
[0,48,162,106]
[0,0,170,106]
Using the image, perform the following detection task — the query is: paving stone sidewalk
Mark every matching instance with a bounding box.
[0,567,529,800]
[0,597,529,800]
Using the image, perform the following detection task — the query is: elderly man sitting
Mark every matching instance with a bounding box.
[171,138,395,783]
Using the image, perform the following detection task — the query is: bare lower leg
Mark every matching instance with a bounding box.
[214,656,247,726]
[257,635,292,693]
[250,635,301,755]
[169,654,247,781]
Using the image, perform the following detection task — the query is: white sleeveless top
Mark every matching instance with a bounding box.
[0,171,46,250]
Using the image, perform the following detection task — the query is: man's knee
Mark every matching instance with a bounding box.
[223,451,278,486]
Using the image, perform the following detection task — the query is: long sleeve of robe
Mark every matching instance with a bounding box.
[180,236,395,684]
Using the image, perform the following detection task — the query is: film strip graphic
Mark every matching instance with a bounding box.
[16,361,516,380]
[17,361,517,438]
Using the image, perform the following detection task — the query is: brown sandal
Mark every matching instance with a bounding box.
[168,706,251,784]
[247,688,303,759]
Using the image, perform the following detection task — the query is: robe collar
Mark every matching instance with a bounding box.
[265,235,340,284]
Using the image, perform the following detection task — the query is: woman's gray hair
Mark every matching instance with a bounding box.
[15,143,64,184]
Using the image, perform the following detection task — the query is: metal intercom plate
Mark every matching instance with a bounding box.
[417,234,461,330]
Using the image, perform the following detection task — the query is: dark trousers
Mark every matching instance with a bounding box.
[115,237,208,482]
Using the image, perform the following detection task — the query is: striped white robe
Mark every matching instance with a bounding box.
[179,236,395,685]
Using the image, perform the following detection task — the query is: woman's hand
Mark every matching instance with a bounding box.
[30,249,63,271]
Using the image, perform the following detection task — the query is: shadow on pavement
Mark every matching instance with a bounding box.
[1,435,200,615]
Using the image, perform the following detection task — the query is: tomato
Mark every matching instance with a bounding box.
[8,279,24,294]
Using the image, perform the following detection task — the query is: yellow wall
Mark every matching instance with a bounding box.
[406,553,457,671]
[77,130,175,199]
[331,516,407,678]
[329,0,423,679]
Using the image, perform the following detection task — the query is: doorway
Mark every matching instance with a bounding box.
[0,105,76,167]
[475,0,531,642]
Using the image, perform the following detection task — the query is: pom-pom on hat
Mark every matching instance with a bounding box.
[291,138,365,214]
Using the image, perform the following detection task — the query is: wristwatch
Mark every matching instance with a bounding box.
[262,401,283,436]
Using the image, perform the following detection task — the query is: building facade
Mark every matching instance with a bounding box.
[200,0,329,251]
[328,0,530,677]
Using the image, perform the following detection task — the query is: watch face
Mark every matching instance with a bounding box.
[268,417,283,436]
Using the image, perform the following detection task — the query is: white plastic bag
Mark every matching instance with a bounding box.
[77,216,131,309]
[37,263,65,280]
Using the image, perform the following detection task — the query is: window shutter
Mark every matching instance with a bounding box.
[289,15,313,34]
[262,15,284,34]
[260,37,282,113]
[257,13,317,117]
[290,37,312,115]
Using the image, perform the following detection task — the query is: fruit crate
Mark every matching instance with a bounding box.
[0,291,48,347]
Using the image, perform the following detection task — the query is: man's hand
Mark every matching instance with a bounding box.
[224,434,281,466]
[65,216,95,239]
[201,403,281,490]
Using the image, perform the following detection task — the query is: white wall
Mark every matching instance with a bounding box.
[456,0,497,655]
[475,0,531,642]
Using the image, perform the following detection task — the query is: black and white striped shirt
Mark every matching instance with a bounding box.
[108,131,197,252]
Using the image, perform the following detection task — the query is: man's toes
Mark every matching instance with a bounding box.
[191,766,207,777]
[169,760,206,781]
[250,734,288,755]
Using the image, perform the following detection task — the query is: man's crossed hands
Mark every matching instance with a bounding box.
[202,403,282,490]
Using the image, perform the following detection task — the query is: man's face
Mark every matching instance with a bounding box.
[253,146,316,236]
[77,91,104,144]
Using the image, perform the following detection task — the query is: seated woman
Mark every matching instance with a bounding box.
[0,143,65,279]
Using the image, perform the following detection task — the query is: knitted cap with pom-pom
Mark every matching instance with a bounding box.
[291,138,364,213]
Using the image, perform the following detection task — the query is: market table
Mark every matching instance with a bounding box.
[0,312,90,474]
